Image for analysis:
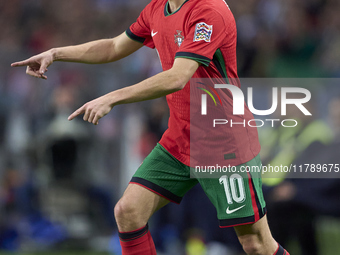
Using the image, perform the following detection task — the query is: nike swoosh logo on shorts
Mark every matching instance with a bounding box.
[151,30,158,37]
[226,205,246,214]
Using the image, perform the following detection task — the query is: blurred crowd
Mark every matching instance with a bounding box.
[0,0,340,254]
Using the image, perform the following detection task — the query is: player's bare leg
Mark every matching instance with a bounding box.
[234,215,289,255]
[114,183,169,255]
[114,183,169,231]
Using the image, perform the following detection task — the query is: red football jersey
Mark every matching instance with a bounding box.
[127,0,260,166]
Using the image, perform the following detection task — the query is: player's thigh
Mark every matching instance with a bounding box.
[115,183,170,231]
[122,183,170,213]
[115,143,197,231]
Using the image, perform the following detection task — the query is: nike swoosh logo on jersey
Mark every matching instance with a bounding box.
[151,30,158,37]
[226,205,246,214]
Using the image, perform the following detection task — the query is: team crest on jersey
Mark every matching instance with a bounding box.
[174,30,184,47]
[194,22,213,42]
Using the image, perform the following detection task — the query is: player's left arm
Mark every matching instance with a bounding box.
[68,58,199,125]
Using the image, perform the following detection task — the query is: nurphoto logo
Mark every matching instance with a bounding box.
[199,83,312,128]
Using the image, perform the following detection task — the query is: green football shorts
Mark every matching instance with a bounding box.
[130,143,266,228]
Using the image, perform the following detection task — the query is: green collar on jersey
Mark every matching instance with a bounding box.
[164,0,189,16]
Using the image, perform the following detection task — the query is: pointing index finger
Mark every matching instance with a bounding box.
[68,106,85,121]
[11,60,29,67]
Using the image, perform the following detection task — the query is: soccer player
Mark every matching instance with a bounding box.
[12,0,290,254]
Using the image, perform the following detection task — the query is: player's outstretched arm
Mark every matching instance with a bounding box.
[68,58,200,125]
[10,32,143,79]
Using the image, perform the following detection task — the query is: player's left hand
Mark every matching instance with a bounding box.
[68,94,113,125]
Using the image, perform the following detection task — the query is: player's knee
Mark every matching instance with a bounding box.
[114,199,136,220]
[114,199,135,222]
[238,236,263,255]
[242,244,262,255]
[114,199,143,225]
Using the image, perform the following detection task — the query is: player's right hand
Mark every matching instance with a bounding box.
[11,50,54,80]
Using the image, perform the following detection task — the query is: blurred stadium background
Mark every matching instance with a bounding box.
[1,0,340,254]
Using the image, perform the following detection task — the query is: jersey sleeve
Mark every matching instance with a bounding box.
[175,8,229,66]
[126,5,155,49]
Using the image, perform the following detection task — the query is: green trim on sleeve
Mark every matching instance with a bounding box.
[175,52,211,66]
[125,29,145,44]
